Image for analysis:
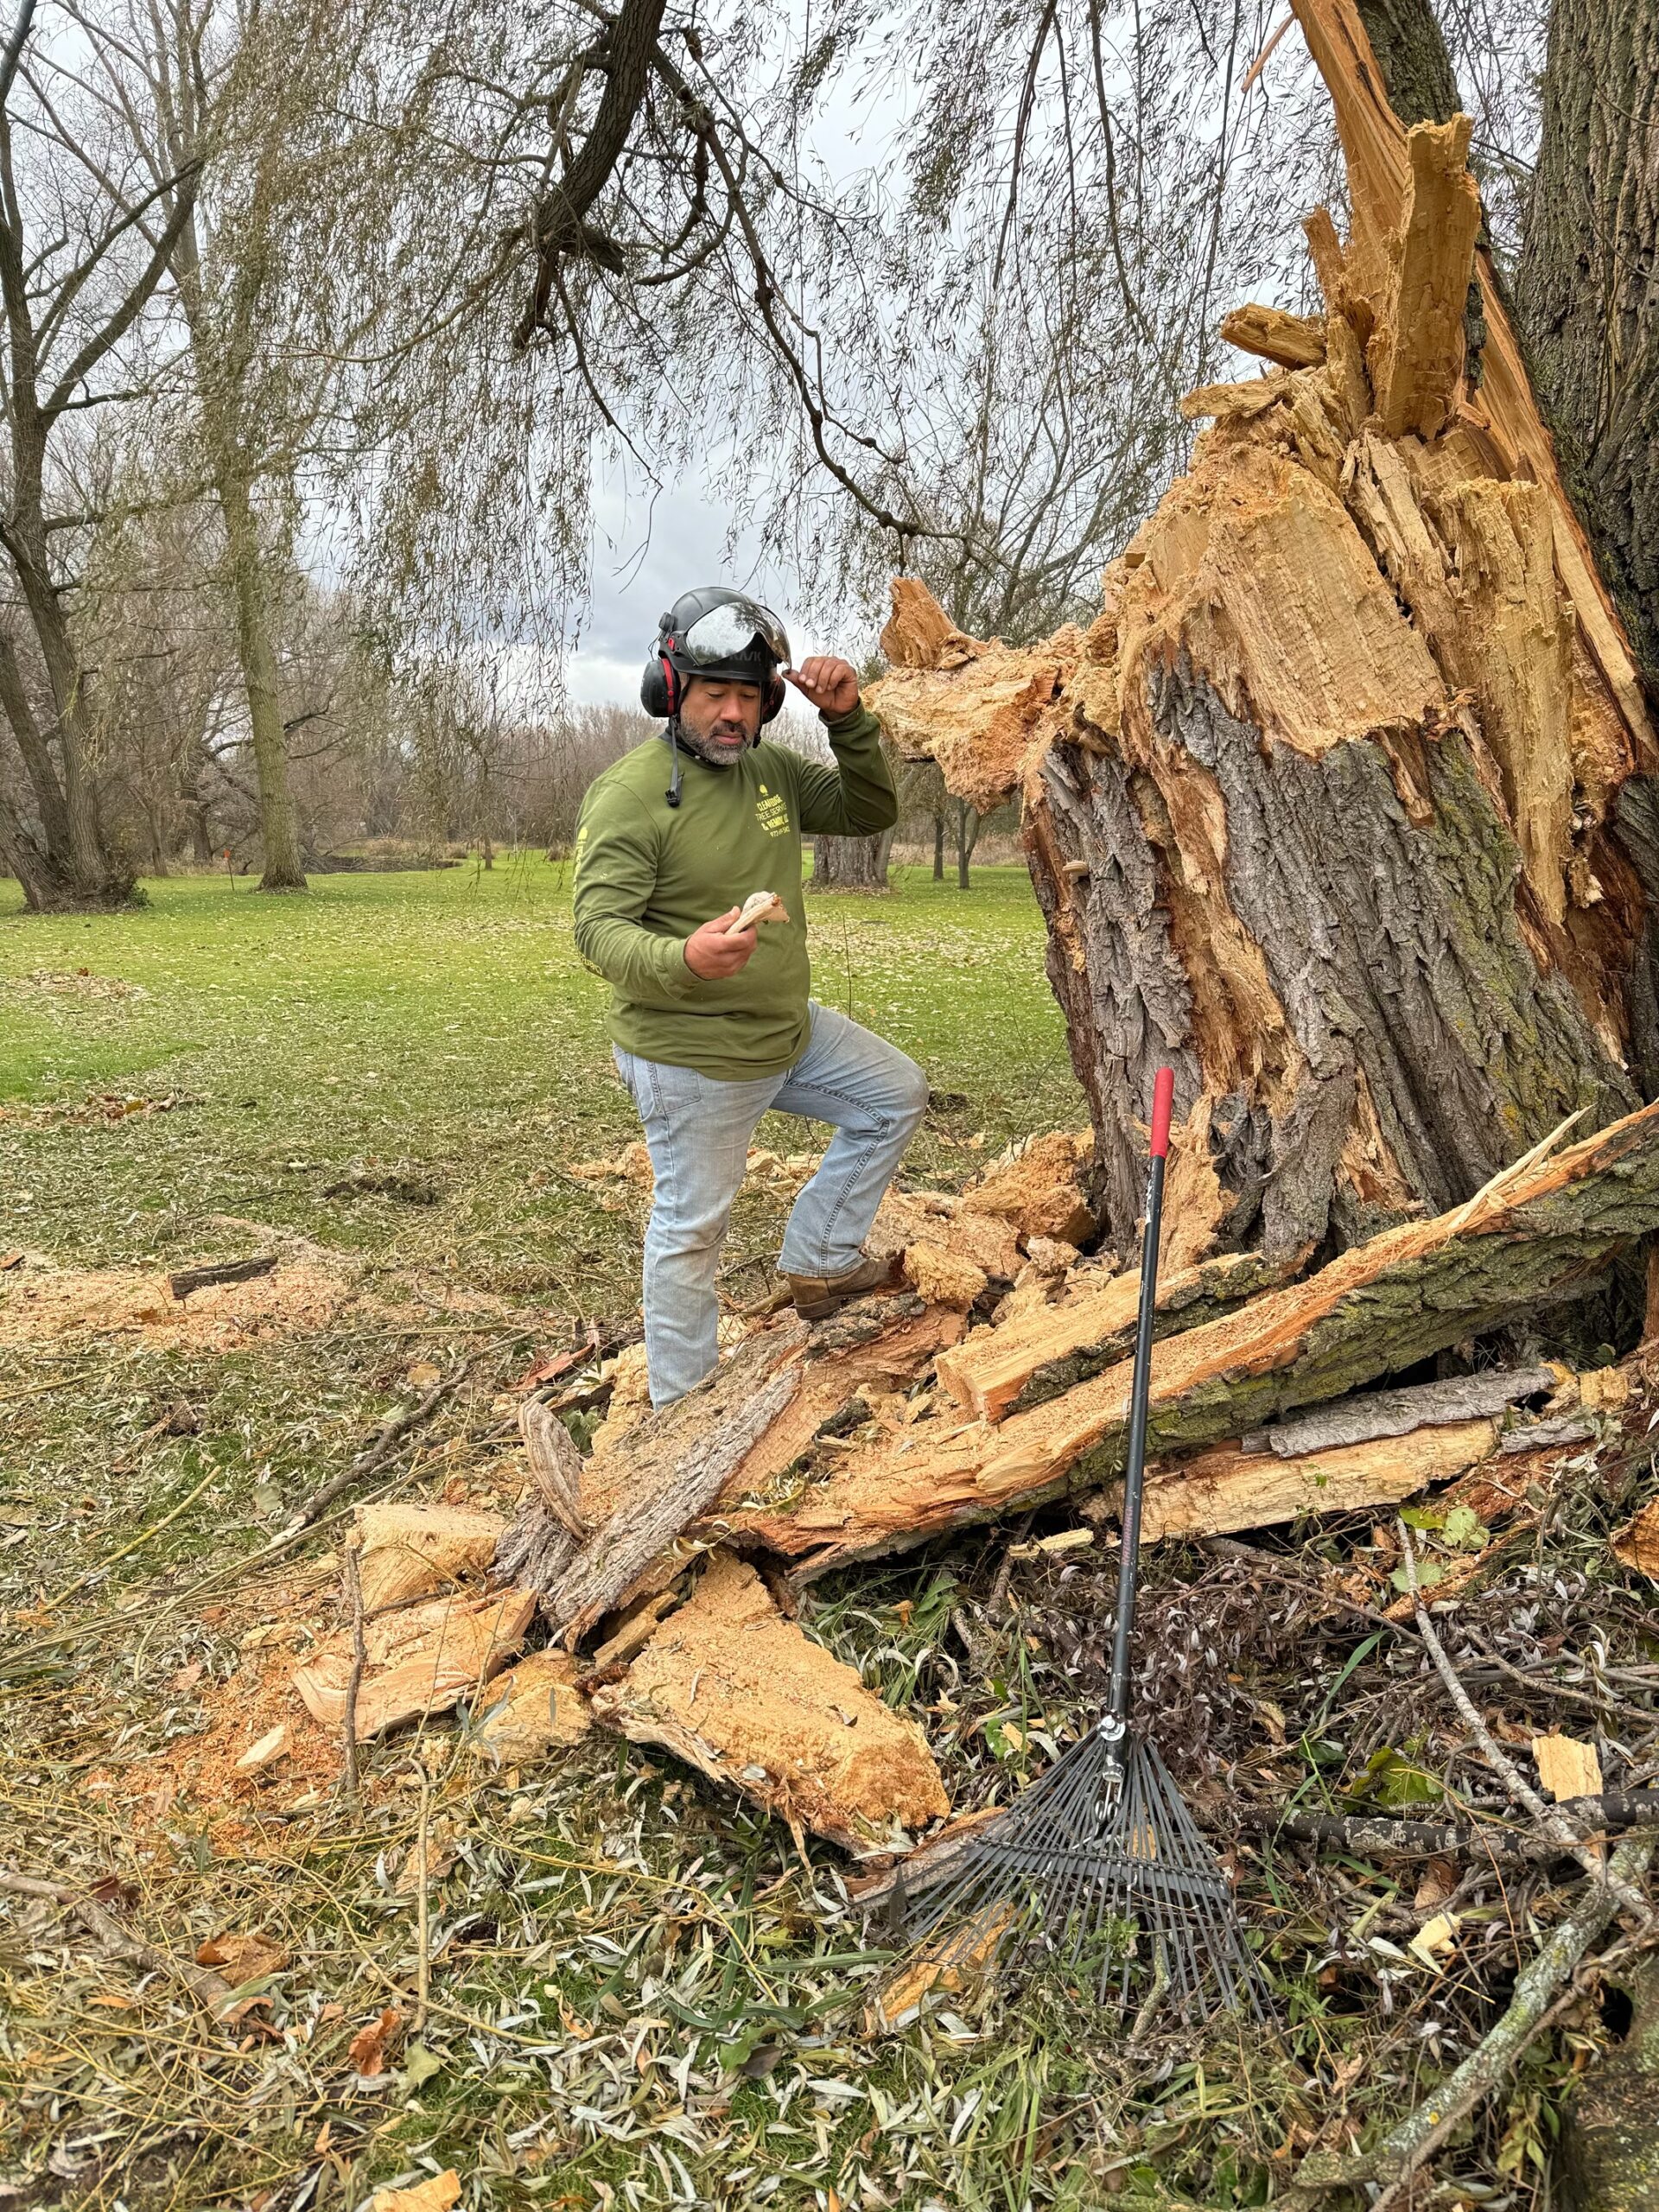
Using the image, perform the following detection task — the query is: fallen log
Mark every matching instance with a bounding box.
[1122,1420,1502,1544]
[492,1399,589,1596]
[715,1102,1659,1576]
[168,1253,276,1300]
[588,1554,949,1853]
[938,1246,1296,1422]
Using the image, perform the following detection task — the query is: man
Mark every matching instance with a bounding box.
[572,586,928,1407]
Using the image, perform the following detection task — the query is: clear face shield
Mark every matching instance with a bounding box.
[675,596,790,671]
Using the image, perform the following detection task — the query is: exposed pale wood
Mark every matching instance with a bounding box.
[468,1649,594,1764]
[1125,1420,1499,1542]
[355,1503,504,1615]
[1288,0,1656,757]
[1611,1498,1659,1580]
[294,1589,535,1740]
[1221,302,1326,369]
[589,1555,950,1852]
[1368,117,1481,440]
[938,1248,1296,1423]
[720,1101,1659,1577]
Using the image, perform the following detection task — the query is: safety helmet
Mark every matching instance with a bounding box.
[640,588,790,723]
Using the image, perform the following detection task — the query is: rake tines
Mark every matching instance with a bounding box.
[896,1730,1262,2021]
[888,1068,1264,2025]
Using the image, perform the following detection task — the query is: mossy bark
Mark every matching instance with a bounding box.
[1560,1956,1659,2212]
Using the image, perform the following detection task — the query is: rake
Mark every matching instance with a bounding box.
[892,1066,1262,2022]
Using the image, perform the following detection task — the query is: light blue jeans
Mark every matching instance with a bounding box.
[613,1002,929,1405]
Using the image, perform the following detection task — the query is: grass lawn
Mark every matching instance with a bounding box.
[11,863,1280,2212]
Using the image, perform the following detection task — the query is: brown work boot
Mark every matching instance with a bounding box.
[783,1252,899,1321]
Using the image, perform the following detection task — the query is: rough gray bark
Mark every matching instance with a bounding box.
[1244,1364,1556,1458]
[1039,660,1635,1255]
[1517,0,1659,703]
[1560,1954,1659,2212]
[544,1360,802,1647]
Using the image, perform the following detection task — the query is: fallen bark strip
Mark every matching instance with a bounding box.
[1287,1837,1655,2209]
[938,1248,1299,1423]
[168,1253,276,1300]
[0,1871,240,2021]
[721,1102,1659,1578]
[493,1400,589,1595]
[544,1359,804,1648]
[1243,1364,1555,1458]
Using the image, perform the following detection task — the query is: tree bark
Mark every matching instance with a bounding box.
[217,461,306,893]
[932,807,944,880]
[872,6,1659,1259]
[1516,0,1659,706]
[811,827,894,890]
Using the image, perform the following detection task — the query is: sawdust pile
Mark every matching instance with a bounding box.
[0,1258,355,1351]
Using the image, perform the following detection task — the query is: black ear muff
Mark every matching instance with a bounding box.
[760,675,785,725]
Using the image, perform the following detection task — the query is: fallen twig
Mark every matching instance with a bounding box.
[1288,1835,1655,2207]
[1240,1793,1659,1861]
[0,1871,239,2022]
[168,1253,277,1300]
[283,1370,461,1537]
[340,1544,367,1798]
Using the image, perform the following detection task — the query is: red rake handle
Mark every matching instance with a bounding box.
[1103,1067,1174,1739]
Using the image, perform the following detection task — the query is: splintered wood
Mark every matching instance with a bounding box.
[868,4,1656,1265]
[590,1556,949,1851]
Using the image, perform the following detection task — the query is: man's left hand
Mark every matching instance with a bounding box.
[784,656,861,719]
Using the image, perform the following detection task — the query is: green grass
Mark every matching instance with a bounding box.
[12,861,1286,2212]
[0,860,1081,1304]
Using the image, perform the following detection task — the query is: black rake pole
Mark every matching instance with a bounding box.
[890,1066,1263,2023]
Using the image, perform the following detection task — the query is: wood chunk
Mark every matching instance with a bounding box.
[1127,1421,1500,1543]
[1533,1732,1604,1804]
[726,1101,1659,1575]
[293,1589,534,1740]
[546,1358,803,1648]
[355,1503,505,1615]
[576,1301,965,1541]
[958,1130,1096,1246]
[1180,374,1286,421]
[938,1248,1293,1423]
[1369,117,1482,440]
[904,1243,988,1311]
[871,1187,1023,1281]
[468,1649,593,1764]
[1611,1499,1659,1581]
[722,890,788,936]
[589,1592,679,1669]
[589,1555,949,1850]
[1243,1366,1554,1459]
[1222,303,1327,370]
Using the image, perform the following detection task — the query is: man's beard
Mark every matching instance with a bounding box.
[674,718,752,768]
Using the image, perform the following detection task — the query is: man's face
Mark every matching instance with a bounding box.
[677,675,762,766]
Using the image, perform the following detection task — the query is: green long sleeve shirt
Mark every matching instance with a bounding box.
[571,702,897,1079]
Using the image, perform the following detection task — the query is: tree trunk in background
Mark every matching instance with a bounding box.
[933,809,945,880]
[870,0,1659,1265]
[954,800,980,889]
[218,466,307,893]
[811,829,893,891]
[1516,0,1659,703]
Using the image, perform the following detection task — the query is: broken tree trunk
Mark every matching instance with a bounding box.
[869,0,1659,1262]
[715,1100,1659,1576]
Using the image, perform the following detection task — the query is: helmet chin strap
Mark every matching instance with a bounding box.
[664,717,683,809]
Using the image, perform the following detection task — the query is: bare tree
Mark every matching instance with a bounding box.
[0,0,200,906]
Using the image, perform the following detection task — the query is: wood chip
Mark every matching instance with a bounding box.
[1532,1731,1603,1803]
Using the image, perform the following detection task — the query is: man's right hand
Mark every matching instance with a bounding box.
[683,909,756,979]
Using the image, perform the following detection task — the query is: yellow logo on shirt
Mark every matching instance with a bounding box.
[754,787,791,838]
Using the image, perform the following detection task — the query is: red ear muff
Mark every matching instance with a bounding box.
[662,656,681,716]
